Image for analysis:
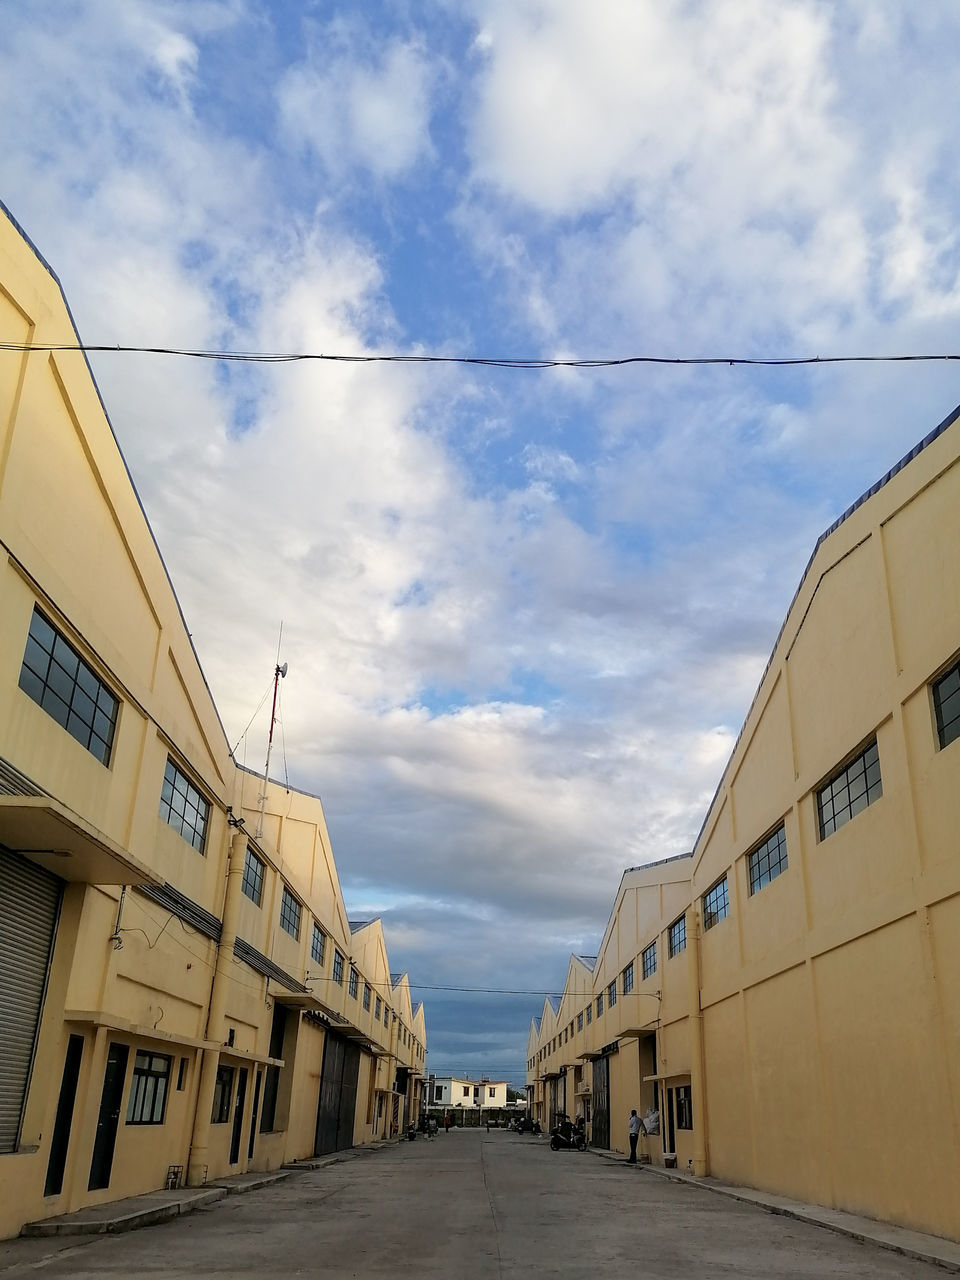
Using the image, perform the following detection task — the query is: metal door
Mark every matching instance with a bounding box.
[592,1055,610,1149]
[247,1070,262,1161]
[229,1067,248,1165]
[0,849,62,1152]
[315,1033,362,1155]
[44,1033,85,1196]
[88,1042,129,1190]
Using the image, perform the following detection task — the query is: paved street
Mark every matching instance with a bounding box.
[0,1130,945,1278]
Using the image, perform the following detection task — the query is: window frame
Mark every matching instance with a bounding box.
[159,756,210,854]
[702,875,730,931]
[577,1012,583,1032]
[125,1050,172,1126]
[348,967,359,999]
[279,886,302,940]
[18,607,120,766]
[816,738,882,840]
[932,658,960,750]
[641,941,657,980]
[596,992,604,1017]
[363,982,371,1011]
[747,823,788,896]
[675,1084,693,1131]
[241,846,265,907]
[211,1064,234,1124]
[311,922,326,966]
[668,914,687,958]
[607,979,617,1008]
[622,961,634,995]
[333,950,345,985]
[586,1004,592,1025]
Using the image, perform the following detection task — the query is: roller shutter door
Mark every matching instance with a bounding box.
[0,848,62,1152]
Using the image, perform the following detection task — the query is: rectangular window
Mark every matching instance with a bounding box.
[363,983,371,1011]
[279,887,301,939]
[489,1087,495,1099]
[19,607,119,765]
[311,923,325,966]
[176,1057,188,1091]
[577,1012,583,1031]
[933,659,960,750]
[702,876,729,930]
[384,1004,390,1025]
[622,962,634,995]
[748,824,788,896]
[668,915,686,958]
[126,1051,172,1125]
[375,994,381,1017]
[642,941,657,980]
[349,967,359,999]
[159,757,209,853]
[333,951,345,985]
[242,847,265,906]
[463,1086,469,1097]
[817,739,882,839]
[434,1085,442,1101]
[211,1064,234,1124]
[607,980,617,1008]
[596,993,604,1017]
[676,1085,693,1130]
[586,1004,592,1025]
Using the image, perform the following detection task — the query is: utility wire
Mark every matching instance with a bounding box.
[2,340,960,369]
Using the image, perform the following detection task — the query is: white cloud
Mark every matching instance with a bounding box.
[278,30,435,180]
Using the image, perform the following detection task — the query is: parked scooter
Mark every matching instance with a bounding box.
[549,1113,586,1152]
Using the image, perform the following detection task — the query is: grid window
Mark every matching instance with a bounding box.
[642,941,657,980]
[126,1051,171,1125]
[211,1064,234,1123]
[668,914,687,958]
[748,824,788,896]
[363,983,371,1011]
[333,951,345,985]
[19,608,119,765]
[159,757,209,853]
[577,1012,583,1032]
[933,660,960,750]
[311,923,325,966]
[817,740,882,839]
[607,980,617,1008]
[349,967,359,999]
[375,995,381,1017]
[596,993,604,1016]
[622,962,634,994]
[279,887,301,939]
[242,847,265,906]
[384,1004,390,1025]
[702,876,730,931]
[586,1004,592,1025]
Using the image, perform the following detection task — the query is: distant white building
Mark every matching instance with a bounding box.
[429,1076,509,1108]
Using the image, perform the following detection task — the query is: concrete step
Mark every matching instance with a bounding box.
[20,1187,225,1237]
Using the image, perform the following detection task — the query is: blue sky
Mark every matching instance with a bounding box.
[3,1,960,1085]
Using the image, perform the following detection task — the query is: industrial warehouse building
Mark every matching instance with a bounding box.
[528,400,960,1243]
[0,202,425,1240]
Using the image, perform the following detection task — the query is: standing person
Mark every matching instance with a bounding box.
[628,1109,642,1163]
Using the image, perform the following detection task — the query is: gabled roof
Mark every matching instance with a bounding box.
[576,955,597,970]
[348,918,378,933]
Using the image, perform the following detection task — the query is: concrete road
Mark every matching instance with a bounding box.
[0,1130,943,1278]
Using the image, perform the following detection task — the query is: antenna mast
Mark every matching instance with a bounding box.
[256,626,287,838]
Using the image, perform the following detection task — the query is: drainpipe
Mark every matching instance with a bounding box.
[187,826,246,1185]
[688,901,708,1176]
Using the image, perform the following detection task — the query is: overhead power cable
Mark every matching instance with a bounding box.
[2,340,960,370]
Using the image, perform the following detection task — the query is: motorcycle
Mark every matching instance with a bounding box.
[549,1114,586,1152]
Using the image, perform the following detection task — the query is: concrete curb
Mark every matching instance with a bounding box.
[20,1188,226,1238]
[588,1151,960,1274]
[210,1170,291,1196]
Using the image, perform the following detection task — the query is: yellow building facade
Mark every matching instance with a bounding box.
[0,203,425,1240]
[528,402,960,1242]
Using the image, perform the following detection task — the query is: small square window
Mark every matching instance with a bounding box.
[159,757,209,854]
[933,659,960,750]
[641,942,657,980]
[668,915,686,958]
[702,876,729,930]
[19,607,119,765]
[748,824,788,895]
[817,739,882,839]
[279,887,301,939]
[242,847,265,906]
